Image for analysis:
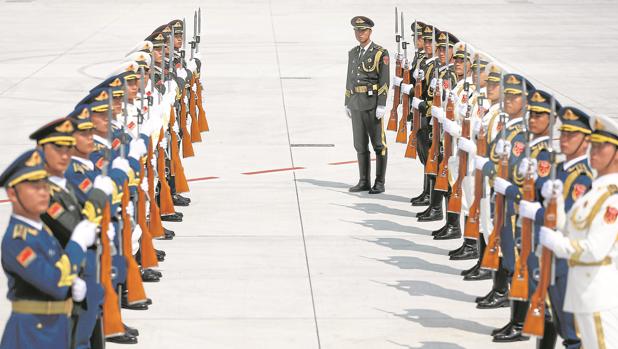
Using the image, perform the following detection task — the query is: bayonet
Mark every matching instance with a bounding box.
[181,18,186,59]
[169,27,175,91]
[139,66,145,132]
[395,7,400,57]
[196,8,201,54]
[401,13,407,68]
[104,88,113,176]
[523,80,530,160]
[121,82,129,158]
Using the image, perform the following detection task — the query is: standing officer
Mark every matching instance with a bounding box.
[344,16,390,194]
[539,114,618,349]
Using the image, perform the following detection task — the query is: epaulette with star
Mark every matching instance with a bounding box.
[12,224,38,240]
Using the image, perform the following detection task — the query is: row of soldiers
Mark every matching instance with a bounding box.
[382,15,617,349]
[0,13,209,349]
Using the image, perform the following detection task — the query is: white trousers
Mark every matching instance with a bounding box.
[575,307,618,349]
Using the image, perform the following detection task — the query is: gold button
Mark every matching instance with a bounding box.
[36,323,43,329]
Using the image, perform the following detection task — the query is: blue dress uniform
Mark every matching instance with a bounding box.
[480,74,535,342]
[526,106,593,349]
[0,149,85,349]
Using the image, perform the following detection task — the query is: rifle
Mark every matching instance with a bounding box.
[523,96,557,337]
[181,18,186,59]
[435,33,451,192]
[425,26,440,177]
[481,72,506,271]
[447,44,469,214]
[463,53,484,240]
[190,11,197,60]
[138,67,145,132]
[196,7,202,54]
[386,7,402,132]
[511,80,532,300]
[405,19,420,159]
[396,12,409,144]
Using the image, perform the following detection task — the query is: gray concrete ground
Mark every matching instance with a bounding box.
[0,0,616,348]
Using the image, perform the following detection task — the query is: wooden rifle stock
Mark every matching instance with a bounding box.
[169,106,190,194]
[435,96,454,192]
[405,78,423,159]
[395,67,410,143]
[447,118,469,214]
[179,86,195,158]
[146,140,165,238]
[121,181,148,305]
[425,84,441,176]
[137,157,159,268]
[196,76,209,132]
[156,127,175,215]
[464,126,487,239]
[100,202,125,337]
[387,57,402,131]
[510,173,535,300]
[481,150,508,270]
[189,75,202,143]
[523,196,556,336]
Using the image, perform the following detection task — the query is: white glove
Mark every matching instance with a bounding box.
[128,138,147,160]
[70,220,98,251]
[131,224,142,256]
[443,119,461,137]
[186,59,197,73]
[495,139,506,155]
[392,76,403,87]
[125,201,134,218]
[376,106,386,120]
[518,158,538,179]
[519,200,542,220]
[539,226,571,256]
[93,175,114,195]
[475,155,489,170]
[345,106,351,118]
[159,140,168,151]
[140,179,149,194]
[430,78,437,90]
[493,177,511,195]
[431,106,444,122]
[396,103,403,116]
[458,137,477,154]
[71,277,87,302]
[412,97,423,110]
[412,68,421,80]
[177,68,188,80]
[472,118,482,135]
[172,122,179,135]
[111,158,131,175]
[150,157,157,169]
[541,179,563,201]
[401,83,413,95]
[457,103,468,118]
[107,222,116,241]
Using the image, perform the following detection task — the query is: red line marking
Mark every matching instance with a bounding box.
[187,176,219,182]
[0,199,8,204]
[329,159,376,165]
[241,167,305,175]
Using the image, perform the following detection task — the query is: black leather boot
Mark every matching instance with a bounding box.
[537,319,558,349]
[415,176,436,216]
[172,194,190,206]
[161,212,183,222]
[450,238,478,260]
[369,150,387,194]
[411,174,430,206]
[477,264,509,309]
[493,300,530,342]
[417,189,444,222]
[461,261,479,276]
[349,152,371,192]
[124,323,140,337]
[434,212,461,240]
[106,333,138,344]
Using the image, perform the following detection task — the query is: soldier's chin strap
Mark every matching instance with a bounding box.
[596,145,618,174]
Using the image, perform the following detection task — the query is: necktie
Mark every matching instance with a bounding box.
[359,48,365,59]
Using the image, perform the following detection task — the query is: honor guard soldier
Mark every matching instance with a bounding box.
[519,106,593,348]
[539,114,618,349]
[345,16,390,194]
[0,149,97,349]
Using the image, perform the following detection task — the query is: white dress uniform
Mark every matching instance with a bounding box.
[541,114,618,349]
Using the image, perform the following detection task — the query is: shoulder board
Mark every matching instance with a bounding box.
[573,163,593,177]
[72,162,86,174]
[47,181,62,195]
[12,224,38,240]
[532,140,550,152]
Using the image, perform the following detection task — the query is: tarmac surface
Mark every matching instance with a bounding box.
[0,0,617,348]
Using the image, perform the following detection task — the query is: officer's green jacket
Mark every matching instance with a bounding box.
[345,42,390,111]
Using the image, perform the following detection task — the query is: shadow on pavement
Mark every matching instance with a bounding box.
[295,178,351,189]
[295,178,412,203]
[387,339,467,349]
[379,279,476,303]
[393,308,494,335]
[336,202,417,217]
[349,219,432,236]
[359,237,450,256]
[372,256,461,275]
